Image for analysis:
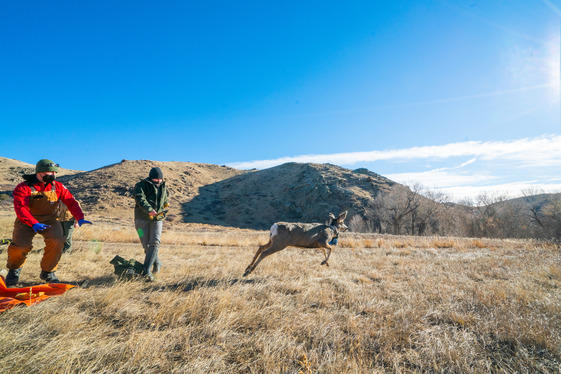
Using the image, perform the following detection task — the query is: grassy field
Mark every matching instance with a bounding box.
[0,219,560,373]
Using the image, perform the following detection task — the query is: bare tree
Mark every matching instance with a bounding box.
[467,192,509,237]
[414,186,449,235]
[372,184,428,235]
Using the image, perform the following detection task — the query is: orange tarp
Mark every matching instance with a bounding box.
[0,275,75,313]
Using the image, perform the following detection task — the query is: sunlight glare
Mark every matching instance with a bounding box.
[547,30,561,100]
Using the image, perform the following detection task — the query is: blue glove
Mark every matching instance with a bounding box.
[329,238,338,246]
[32,223,50,232]
[78,219,92,226]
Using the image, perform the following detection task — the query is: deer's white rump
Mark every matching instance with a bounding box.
[243,211,348,276]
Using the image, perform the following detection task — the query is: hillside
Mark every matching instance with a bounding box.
[0,157,396,228]
[0,157,79,193]
[0,157,81,210]
[2,157,559,239]
[57,159,247,222]
[182,163,395,229]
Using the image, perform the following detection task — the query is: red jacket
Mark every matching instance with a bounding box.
[13,178,84,227]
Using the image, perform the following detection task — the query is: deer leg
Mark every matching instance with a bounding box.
[243,239,272,277]
[319,242,332,266]
[243,242,287,276]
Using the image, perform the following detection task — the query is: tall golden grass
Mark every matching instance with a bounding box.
[0,220,559,373]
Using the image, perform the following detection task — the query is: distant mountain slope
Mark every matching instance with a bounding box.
[57,159,246,221]
[0,158,396,227]
[182,162,395,229]
[2,157,560,239]
[0,157,79,193]
[503,193,561,210]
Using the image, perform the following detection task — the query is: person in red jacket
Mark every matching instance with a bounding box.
[5,159,92,286]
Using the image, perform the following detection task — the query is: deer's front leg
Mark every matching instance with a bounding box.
[320,244,332,266]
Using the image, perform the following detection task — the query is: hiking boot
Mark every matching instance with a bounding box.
[40,270,60,283]
[6,269,21,286]
[144,273,156,282]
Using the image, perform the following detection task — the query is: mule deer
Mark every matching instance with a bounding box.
[243,211,348,277]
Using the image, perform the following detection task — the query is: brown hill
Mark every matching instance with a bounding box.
[57,159,247,223]
[182,162,395,229]
[0,157,81,209]
[3,157,559,239]
[0,157,79,192]
[0,158,395,229]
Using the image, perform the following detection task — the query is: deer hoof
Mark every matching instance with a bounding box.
[321,260,329,266]
[243,268,252,277]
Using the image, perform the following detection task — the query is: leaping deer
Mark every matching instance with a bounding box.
[243,211,348,277]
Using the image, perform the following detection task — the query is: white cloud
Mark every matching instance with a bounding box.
[386,169,494,189]
[228,134,561,170]
[387,166,561,201]
[227,134,561,201]
[441,182,561,201]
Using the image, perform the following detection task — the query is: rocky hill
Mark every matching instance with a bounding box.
[57,159,246,222]
[0,157,78,193]
[0,157,395,228]
[2,157,559,239]
[0,157,80,210]
[182,163,395,229]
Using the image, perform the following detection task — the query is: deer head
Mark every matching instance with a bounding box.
[329,211,349,232]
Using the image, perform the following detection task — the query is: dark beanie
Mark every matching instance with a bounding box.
[149,167,164,179]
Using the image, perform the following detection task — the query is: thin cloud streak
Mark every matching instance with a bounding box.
[442,182,561,201]
[387,162,561,201]
[385,169,494,189]
[320,83,556,118]
[542,0,561,16]
[228,135,561,170]
[228,135,561,201]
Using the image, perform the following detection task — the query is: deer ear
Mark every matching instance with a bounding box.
[338,211,348,221]
[329,213,336,219]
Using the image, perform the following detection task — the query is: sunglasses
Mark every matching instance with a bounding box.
[45,163,59,167]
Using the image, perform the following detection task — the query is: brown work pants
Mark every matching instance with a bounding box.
[6,219,65,272]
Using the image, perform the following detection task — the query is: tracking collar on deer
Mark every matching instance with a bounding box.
[328,225,339,246]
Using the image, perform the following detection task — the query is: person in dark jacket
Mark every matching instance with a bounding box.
[134,167,169,281]
[5,159,92,286]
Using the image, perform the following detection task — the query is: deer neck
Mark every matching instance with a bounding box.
[328,224,339,238]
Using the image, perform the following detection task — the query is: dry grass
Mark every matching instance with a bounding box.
[0,219,560,373]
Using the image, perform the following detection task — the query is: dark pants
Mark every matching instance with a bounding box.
[134,219,163,275]
[61,220,75,253]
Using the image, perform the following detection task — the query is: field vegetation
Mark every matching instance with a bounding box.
[0,217,560,373]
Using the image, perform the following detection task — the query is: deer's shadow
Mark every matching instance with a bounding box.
[144,277,263,292]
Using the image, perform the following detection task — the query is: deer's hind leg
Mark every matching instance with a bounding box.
[243,238,273,277]
[245,241,288,275]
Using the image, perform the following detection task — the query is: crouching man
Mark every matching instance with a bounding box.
[5,159,92,286]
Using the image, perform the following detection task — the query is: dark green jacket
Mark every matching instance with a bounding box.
[134,179,169,221]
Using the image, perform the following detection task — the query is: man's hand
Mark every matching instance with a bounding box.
[78,219,92,226]
[32,223,50,232]
[149,210,158,218]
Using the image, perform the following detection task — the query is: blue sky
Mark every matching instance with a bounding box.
[1,1,560,201]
